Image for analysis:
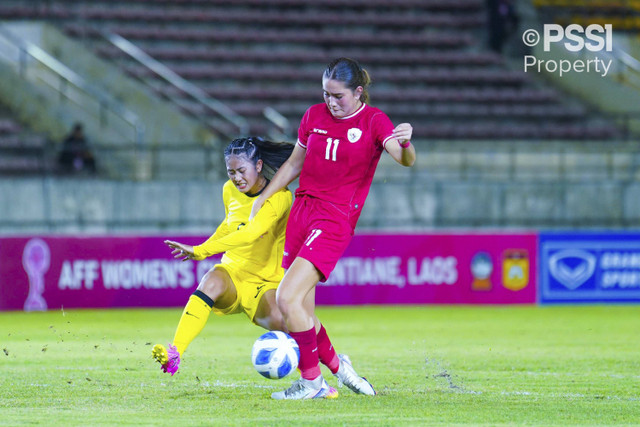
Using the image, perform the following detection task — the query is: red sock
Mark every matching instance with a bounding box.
[290,327,321,380]
[317,324,340,374]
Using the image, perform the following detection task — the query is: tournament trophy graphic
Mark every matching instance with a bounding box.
[22,238,50,312]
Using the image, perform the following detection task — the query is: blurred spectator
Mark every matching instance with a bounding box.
[57,123,96,174]
[486,0,520,54]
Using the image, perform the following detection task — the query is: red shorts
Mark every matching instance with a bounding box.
[283,195,354,281]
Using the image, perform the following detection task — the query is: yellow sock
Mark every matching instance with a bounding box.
[172,291,213,355]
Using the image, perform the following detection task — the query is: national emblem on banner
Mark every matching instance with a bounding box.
[471,252,493,291]
[502,249,529,291]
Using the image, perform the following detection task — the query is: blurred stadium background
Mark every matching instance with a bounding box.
[0,0,639,307]
[0,0,638,233]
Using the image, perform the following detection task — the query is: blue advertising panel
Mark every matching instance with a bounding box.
[540,232,640,303]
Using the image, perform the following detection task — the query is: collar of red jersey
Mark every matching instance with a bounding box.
[332,103,366,120]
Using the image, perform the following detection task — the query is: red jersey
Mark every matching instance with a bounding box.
[296,102,395,225]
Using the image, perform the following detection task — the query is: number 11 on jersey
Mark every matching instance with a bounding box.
[325,138,339,161]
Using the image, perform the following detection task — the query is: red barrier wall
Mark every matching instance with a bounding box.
[1,233,536,311]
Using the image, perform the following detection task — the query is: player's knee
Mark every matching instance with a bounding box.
[198,270,227,298]
[275,291,301,319]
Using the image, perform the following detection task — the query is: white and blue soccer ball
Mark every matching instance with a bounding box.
[251,331,300,379]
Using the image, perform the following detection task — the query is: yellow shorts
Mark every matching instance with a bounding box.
[211,263,280,323]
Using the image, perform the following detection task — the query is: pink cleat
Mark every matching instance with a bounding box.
[152,344,180,376]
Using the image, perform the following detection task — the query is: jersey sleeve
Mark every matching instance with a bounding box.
[297,107,312,149]
[192,184,232,260]
[192,191,291,260]
[370,111,396,149]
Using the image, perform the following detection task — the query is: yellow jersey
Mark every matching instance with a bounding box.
[193,180,292,283]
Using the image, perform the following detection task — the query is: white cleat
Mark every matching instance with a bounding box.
[271,376,339,400]
[334,354,376,396]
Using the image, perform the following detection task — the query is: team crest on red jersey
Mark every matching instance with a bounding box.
[347,128,362,143]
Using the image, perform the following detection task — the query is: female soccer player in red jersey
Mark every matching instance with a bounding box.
[250,58,416,400]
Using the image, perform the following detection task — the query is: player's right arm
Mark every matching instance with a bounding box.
[165,183,232,261]
[184,219,230,260]
[249,142,305,220]
[192,191,290,259]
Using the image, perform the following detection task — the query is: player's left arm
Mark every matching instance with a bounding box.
[384,123,416,167]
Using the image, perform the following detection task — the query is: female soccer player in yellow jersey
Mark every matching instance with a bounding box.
[152,137,296,376]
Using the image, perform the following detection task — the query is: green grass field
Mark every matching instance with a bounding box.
[1,305,639,426]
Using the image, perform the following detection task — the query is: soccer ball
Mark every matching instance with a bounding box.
[251,331,300,379]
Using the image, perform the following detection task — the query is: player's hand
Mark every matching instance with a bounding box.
[392,123,413,146]
[164,240,195,261]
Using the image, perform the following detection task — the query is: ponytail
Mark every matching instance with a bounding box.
[224,137,294,179]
